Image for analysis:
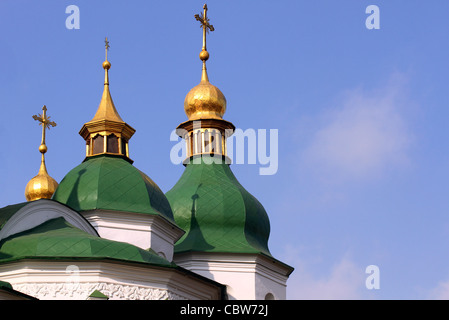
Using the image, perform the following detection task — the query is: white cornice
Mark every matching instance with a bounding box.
[0,260,223,300]
[174,252,292,292]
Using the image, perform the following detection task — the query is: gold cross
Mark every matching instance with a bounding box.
[195,4,214,52]
[105,37,110,61]
[32,105,56,146]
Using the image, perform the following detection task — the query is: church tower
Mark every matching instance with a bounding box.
[78,38,135,161]
[166,5,293,300]
[52,39,184,261]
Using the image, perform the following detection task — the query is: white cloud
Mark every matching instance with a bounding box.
[428,279,449,300]
[282,245,366,300]
[301,74,413,182]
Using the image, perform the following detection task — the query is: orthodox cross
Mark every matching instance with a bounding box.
[32,105,57,147]
[105,37,110,61]
[195,4,214,52]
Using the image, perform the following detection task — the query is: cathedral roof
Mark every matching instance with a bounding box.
[166,157,271,256]
[52,154,175,223]
[0,217,174,267]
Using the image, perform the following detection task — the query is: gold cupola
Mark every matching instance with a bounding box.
[177,4,235,162]
[25,105,59,201]
[184,5,226,121]
[79,38,136,161]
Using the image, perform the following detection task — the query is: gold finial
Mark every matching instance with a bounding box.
[195,4,214,62]
[79,38,136,161]
[103,37,111,82]
[89,37,123,123]
[183,4,226,121]
[25,105,58,201]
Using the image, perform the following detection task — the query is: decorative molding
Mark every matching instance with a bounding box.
[0,260,223,300]
[14,282,187,300]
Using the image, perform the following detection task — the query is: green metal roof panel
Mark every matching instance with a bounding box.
[0,202,28,230]
[0,280,13,290]
[0,217,174,267]
[89,289,109,299]
[166,157,271,256]
[52,154,175,223]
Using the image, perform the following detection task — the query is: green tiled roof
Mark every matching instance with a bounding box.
[166,156,271,256]
[52,154,175,223]
[0,202,28,230]
[89,290,109,299]
[0,280,12,290]
[0,217,174,267]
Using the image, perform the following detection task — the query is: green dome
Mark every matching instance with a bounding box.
[165,156,271,256]
[53,154,174,223]
[0,217,173,267]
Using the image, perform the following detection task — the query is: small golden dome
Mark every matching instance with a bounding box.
[25,156,59,202]
[184,63,226,120]
[26,105,58,201]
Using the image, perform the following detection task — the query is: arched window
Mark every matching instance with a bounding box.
[196,131,202,154]
[188,132,194,157]
[204,129,211,153]
[121,138,127,156]
[215,130,222,154]
[264,293,275,300]
[107,134,118,153]
[92,135,104,155]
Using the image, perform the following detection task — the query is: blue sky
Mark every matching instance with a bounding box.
[1,0,449,299]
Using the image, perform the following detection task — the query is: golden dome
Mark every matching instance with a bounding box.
[25,105,58,201]
[184,5,226,121]
[184,63,226,120]
[25,156,59,201]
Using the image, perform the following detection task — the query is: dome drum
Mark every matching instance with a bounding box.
[80,119,135,160]
[176,118,235,161]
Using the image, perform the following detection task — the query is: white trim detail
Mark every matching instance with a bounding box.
[0,260,223,300]
[14,282,180,300]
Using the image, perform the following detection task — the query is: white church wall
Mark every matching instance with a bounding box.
[82,210,184,261]
[174,252,291,300]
